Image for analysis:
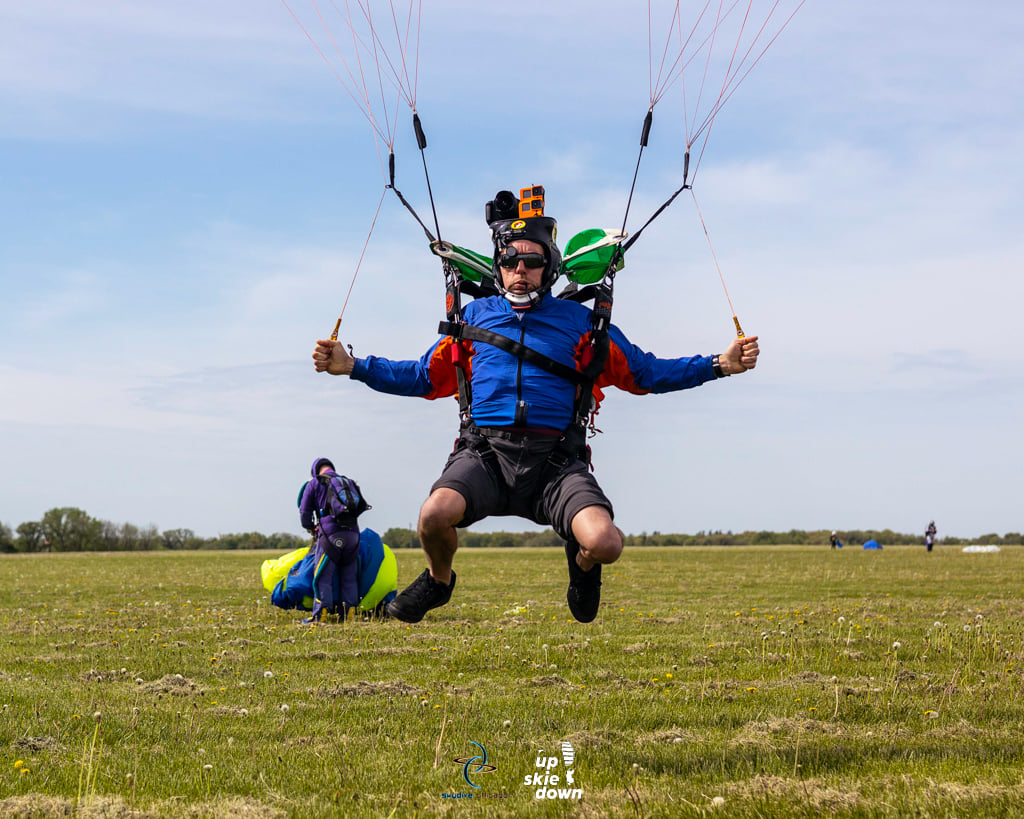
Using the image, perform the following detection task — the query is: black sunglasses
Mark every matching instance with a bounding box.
[498,251,547,270]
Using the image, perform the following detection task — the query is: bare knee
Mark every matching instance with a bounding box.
[582,526,624,565]
[418,488,466,538]
[572,507,624,565]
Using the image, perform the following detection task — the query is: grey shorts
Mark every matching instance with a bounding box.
[430,426,613,541]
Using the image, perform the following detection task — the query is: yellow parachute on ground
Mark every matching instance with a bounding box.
[260,529,397,613]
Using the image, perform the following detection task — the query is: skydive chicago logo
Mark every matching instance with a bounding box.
[442,741,504,800]
[524,740,582,801]
[455,741,496,788]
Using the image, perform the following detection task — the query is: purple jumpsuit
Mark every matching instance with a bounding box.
[299,462,361,620]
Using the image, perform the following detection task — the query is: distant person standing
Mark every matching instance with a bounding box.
[925,520,937,552]
[297,458,368,624]
[830,531,841,549]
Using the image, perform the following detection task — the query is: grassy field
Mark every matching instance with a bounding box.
[2,544,1023,818]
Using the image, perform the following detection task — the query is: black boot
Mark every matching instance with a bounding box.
[565,541,601,623]
[386,568,456,623]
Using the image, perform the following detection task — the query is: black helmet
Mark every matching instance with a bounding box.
[486,189,562,307]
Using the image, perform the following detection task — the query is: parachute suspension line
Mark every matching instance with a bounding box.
[413,111,443,244]
[649,1,684,105]
[386,149,435,242]
[686,0,808,186]
[412,0,423,106]
[619,109,654,238]
[337,0,398,151]
[330,187,388,341]
[346,0,419,109]
[650,0,714,109]
[280,0,393,155]
[352,0,402,142]
[314,0,395,177]
[685,0,745,185]
[381,0,421,110]
[690,188,744,338]
[621,180,688,255]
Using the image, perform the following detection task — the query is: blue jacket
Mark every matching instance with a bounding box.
[351,293,716,430]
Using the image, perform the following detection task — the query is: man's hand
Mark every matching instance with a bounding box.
[719,334,759,375]
[313,338,355,376]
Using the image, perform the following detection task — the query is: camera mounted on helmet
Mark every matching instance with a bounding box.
[485,185,562,307]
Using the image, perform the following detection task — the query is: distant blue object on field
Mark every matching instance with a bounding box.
[863,539,882,550]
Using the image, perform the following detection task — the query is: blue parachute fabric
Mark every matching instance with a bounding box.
[863,539,882,550]
[357,528,386,595]
[270,528,396,611]
[271,551,319,610]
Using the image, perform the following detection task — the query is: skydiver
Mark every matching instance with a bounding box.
[312,191,759,623]
[297,457,364,623]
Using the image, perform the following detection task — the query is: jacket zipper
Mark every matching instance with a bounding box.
[514,318,528,425]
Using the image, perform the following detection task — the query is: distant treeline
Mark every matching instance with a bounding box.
[0,508,307,554]
[1,508,1020,554]
[381,527,1024,550]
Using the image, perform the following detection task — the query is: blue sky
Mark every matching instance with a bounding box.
[2,1,1021,541]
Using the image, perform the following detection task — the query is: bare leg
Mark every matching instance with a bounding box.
[417,487,466,585]
[570,505,624,571]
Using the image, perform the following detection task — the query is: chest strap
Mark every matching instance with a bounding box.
[438,321,587,386]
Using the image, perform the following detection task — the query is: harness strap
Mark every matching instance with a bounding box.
[438,321,587,385]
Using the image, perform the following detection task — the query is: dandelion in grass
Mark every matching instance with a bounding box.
[279,704,289,713]
[838,616,846,624]
[14,760,24,769]
[892,641,902,650]
[264,671,274,679]
[503,720,511,728]
[746,686,757,692]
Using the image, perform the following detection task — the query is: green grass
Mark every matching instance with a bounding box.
[2,545,1024,817]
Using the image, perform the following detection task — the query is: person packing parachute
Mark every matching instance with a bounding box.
[312,187,759,624]
[296,457,369,624]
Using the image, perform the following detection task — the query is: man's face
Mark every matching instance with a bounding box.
[499,239,547,295]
